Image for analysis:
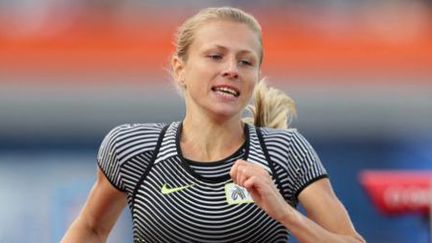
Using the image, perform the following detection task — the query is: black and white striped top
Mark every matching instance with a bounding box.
[97,121,327,243]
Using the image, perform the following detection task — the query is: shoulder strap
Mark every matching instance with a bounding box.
[131,124,169,209]
[255,127,284,196]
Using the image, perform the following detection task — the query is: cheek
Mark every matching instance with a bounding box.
[244,74,259,100]
[247,73,259,90]
[185,62,214,86]
[243,81,256,102]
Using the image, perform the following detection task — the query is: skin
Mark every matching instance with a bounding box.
[61,169,127,243]
[172,20,261,161]
[62,19,365,243]
[230,160,365,243]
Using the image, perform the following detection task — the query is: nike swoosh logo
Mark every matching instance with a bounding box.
[161,183,194,195]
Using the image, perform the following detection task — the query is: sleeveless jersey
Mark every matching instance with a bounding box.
[97,122,328,242]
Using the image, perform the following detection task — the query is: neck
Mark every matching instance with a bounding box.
[181,114,245,162]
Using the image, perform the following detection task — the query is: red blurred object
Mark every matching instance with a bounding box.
[360,171,432,216]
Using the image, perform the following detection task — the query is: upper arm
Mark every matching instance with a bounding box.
[298,178,361,238]
[78,168,128,237]
[97,125,127,191]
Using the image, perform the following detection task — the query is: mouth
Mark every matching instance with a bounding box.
[211,85,240,97]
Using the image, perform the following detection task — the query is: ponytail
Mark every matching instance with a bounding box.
[243,80,296,129]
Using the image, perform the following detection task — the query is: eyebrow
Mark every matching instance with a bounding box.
[207,44,257,57]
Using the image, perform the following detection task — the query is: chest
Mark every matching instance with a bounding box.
[129,157,288,242]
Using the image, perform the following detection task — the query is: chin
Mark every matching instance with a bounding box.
[208,106,243,120]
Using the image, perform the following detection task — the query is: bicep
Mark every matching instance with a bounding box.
[79,168,128,236]
[298,178,358,236]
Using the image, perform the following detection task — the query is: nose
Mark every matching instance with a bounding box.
[222,58,239,79]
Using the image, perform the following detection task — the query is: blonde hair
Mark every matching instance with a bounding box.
[173,7,296,129]
[243,80,297,129]
[174,7,263,63]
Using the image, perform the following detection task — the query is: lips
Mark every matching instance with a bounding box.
[211,85,240,97]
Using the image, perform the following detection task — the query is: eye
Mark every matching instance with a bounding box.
[207,54,222,61]
[239,60,252,66]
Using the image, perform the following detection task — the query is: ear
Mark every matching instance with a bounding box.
[172,55,186,87]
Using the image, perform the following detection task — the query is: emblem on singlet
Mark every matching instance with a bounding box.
[161,183,194,195]
[225,183,254,205]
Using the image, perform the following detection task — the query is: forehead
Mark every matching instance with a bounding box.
[191,20,261,57]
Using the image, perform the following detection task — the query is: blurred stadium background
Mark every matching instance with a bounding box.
[0,0,431,242]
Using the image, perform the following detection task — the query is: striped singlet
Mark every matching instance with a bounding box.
[97,121,328,242]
